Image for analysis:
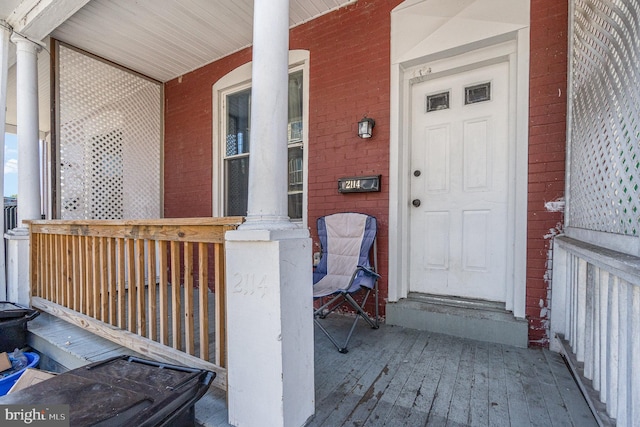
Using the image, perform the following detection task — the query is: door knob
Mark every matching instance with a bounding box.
[412,199,421,207]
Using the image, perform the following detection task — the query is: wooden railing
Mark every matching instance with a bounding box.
[27,217,243,389]
[550,236,640,426]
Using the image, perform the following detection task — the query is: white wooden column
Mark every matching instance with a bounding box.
[6,34,41,305]
[0,24,10,301]
[11,34,41,225]
[241,0,295,231]
[226,0,315,426]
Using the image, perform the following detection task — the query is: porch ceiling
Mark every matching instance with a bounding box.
[2,0,355,134]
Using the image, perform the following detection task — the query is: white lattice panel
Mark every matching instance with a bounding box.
[58,45,162,220]
[569,0,640,236]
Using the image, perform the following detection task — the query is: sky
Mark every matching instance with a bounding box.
[4,132,18,197]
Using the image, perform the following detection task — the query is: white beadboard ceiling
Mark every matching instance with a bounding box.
[53,0,355,82]
[2,0,356,133]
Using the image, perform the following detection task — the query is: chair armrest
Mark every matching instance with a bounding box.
[356,265,381,279]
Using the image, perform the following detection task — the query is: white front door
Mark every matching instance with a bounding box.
[409,60,511,302]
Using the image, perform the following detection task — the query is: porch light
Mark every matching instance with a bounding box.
[357,116,375,139]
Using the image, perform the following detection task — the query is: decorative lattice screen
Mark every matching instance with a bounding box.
[58,44,162,219]
[568,0,640,236]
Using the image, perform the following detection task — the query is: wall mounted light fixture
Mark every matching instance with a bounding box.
[357,116,375,139]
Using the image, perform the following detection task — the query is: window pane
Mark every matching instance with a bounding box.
[426,92,449,112]
[288,193,303,221]
[225,156,249,216]
[288,71,303,143]
[224,71,305,220]
[465,82,491,104]
[288,147,303,220]
[226,89,251,156]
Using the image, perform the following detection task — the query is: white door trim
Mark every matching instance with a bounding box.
[388,31,529,318]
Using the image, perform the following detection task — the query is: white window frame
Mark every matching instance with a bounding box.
[212,50,310,227]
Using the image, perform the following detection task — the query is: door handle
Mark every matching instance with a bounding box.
[412,199,421,207]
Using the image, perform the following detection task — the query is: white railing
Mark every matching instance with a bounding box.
[551,236,640,426]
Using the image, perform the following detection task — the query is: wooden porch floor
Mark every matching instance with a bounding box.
[196,315,597,427]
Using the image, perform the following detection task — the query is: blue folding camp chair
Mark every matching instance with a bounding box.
[313,212,380,353]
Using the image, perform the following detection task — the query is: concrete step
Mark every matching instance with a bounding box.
[386,292,528,348]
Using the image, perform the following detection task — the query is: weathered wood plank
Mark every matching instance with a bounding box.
[136,238,146,336]
[31,233,41,298]
[339,333,425,426]
[72,235,80,312]
[214,243,225,367]
[502,346,530,425]
[171,241,182,350]
[107,238,117,326]
[99,237,108,323]
[32,298,227,390]
[379,332,442,427]
[423,335,464,426]
[544,349,599,427]
[85,236,94,318]
[90,237,99,320]
[126,238,135,332]
[445,341,475,426]
[117,237,126,328]
[159,240,169,346]
[78,236,87,314]
[27,218,243,243]
[184,242,195,355]
[199,242,209,361]
[487,342,510,427]
[523,348,575,427]
[515,347,552,427]
[148,240,158,341]
[468,342,489,426]
[27,217,243,227]
[64,235,72,307]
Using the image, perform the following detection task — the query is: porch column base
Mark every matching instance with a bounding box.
[5,227,31,305]
[225,228,314,427]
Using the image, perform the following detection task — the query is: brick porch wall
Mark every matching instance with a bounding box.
[164,0,397,311]
[164,0,569,346]
[527,0,568,346]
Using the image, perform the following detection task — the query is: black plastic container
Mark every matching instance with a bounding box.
[0,355,215,426]
[0,302,40,353]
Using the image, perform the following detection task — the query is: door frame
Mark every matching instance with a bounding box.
[388,32,530,318]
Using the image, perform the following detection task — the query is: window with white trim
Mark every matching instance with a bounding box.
[221,67,307,222]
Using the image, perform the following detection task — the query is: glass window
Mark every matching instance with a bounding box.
[223,71,305,220]
[426,92,450,112]
[465,82,491,105]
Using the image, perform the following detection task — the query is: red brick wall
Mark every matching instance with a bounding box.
[527,0,568,346]
[164,0,570,345]
[291,0,399,310]
[164,0,399,310]
[164,50,252,218]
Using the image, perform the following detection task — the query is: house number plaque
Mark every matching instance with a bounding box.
[337,175,381,193]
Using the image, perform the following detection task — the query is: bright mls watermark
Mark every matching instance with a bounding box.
[1,405,69,426]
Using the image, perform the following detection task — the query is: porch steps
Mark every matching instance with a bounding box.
[385,292,529,348]
[25,312,230,427]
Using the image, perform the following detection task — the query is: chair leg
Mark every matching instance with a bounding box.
[314,318,349,353]
[344,291,378,329]
[314,288,379,353]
